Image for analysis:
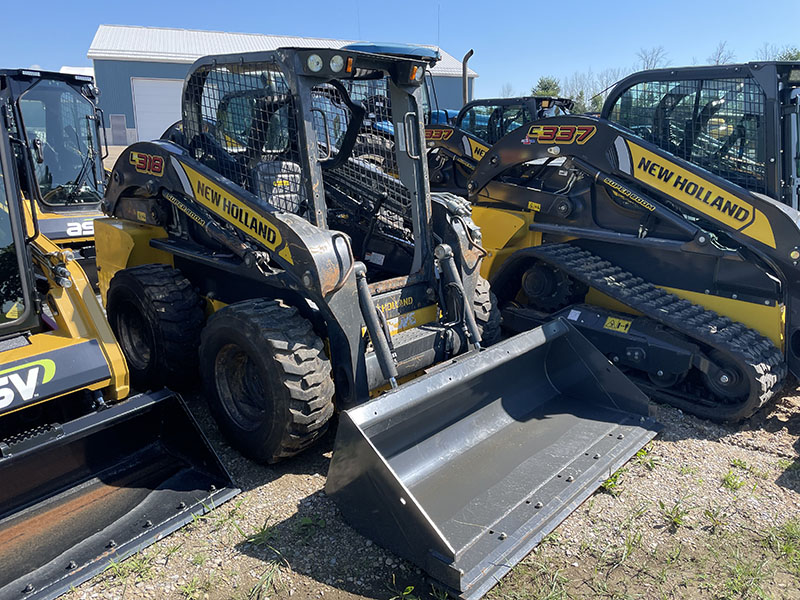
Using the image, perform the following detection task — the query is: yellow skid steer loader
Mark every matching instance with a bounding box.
[0,104,237,599]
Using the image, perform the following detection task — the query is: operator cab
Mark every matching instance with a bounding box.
[176,48,431,282]
[603,62,800,209]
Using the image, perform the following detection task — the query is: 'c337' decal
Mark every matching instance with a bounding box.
[180,163,294,264]
[525,124,596,145]
[425,128,454,141]
[627,142,776,249]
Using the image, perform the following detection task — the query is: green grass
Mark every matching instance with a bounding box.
[719,551,771,600]
[703,504,730,532]
[721,469,745,491]
[658,496,693,531]
[387,574,421,600]
[294,515,325,542]
[246,560,284,600]
[247,518,278,547]
[633,445,661,471]
[177,576,203,599]
[599,467,627,497]
[766,518,800,575]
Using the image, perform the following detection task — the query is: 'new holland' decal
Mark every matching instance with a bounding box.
[626,141,776,248]
[180,163,294,264]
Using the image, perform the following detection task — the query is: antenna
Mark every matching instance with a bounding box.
[437,4,440,48]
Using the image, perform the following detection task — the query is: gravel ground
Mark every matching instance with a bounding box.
[64,384,800,600]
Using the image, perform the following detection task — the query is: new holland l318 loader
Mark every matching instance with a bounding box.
[0,85,238,599]
[95,46,659,598]
[2,69,107,284]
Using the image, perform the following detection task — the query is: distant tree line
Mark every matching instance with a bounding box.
[496,43,800,113]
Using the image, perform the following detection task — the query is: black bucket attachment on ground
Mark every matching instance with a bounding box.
[0,390,239,600]
[326,319,660,599]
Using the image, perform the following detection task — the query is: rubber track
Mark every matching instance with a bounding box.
[530,243,786,421]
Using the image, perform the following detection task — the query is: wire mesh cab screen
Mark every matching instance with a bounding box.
[608,77,767,194]
[184,56,421,277]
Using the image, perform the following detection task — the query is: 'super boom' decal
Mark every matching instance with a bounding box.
[525,124,596,144]
[130,151,164,176]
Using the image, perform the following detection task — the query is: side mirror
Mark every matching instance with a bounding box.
[31,138,44,164]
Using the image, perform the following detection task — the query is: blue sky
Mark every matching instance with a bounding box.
[2,0,798,97]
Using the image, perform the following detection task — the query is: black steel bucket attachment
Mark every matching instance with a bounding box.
[0,390,239,600]
[326,319,660,599]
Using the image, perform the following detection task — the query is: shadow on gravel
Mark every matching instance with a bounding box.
[646,383,800,495]
[180,392,431,599]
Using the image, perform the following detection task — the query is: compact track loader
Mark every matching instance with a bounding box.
[96,47,658,598]
[1,69,106,283]
[0,95,237,599]
[440,108,800,423]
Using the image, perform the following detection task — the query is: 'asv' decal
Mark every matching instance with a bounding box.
[65,221,94,237]
[0,359,56,409]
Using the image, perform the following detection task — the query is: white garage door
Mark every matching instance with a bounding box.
[131,78,184,142]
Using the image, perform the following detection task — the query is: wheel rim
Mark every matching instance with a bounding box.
[702,351,750,402]
[114,300,155,372]
[214,344,268,432]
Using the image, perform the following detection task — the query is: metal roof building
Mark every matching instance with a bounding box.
[87,24,477,144]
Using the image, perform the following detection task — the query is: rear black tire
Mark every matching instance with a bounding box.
[107,264,204,391]
[199,299,335,463]
[474,276,501,346]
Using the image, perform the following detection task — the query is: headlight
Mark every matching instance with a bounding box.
[307,54,323,73]
[414,66,424,81]
[330,55,344,73]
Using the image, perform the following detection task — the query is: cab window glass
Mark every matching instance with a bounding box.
[0,170,24,325]
[609,77,767,193]
[19,79,103,205]
[458,104,494,141]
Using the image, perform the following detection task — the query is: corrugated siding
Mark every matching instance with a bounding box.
[88,25,477,78]
[94,60,190,125]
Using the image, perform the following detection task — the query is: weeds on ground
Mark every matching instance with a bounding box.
[766,518,800,575]
[719,550,771,600]
[721,469,745,491]
[658,495,693,531]
[294,514,325,542]
[493,561,568,600]
[246,559,286,600]
[387,574,421,600]
[104,551,154,582]
[633,445,661,471]
[247,517,279,547]
[177,576,203,599]
[777,457,800,471]
[599,467,627,497]
[703,504,730,533]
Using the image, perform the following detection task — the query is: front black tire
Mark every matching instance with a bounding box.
[107,264,204,391]
[474,276,501,346]
[199,299,335,463]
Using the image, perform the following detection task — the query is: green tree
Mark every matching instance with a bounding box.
[531,76,561,97]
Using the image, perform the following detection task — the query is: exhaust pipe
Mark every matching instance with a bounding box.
[462,49,474,106]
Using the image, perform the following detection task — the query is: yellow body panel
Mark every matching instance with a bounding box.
[5,231,131,403]
[471,203,784,349]
[471,205,542,279]
[94,218,172,302]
